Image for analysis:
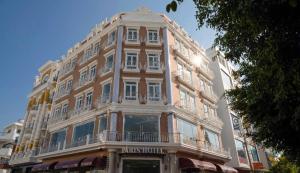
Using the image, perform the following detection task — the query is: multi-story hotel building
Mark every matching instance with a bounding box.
[206,47,270,173]
[9,61,60,172]
[0,119,23,173]
[10,8,239,173]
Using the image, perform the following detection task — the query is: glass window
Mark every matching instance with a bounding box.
[50,130,66,150]
[177,63,184,78]
[221,70,232,90]
[101,83,111,103]
[235,139,249,164]
[148,82,160,101]
[124,115,159,142]
[108,31,115,45]
[75,96,83,110]
[177,119,198,146]
[204,104,209,117]
[89,65,97,80]
[62,104,68,116]
[99,116,107,133]
[79,70,88,84]
[148,30,158,43]
[204,129,220,148]
[148,53,160,70]
[127,28,138,41]
[94,42,100,54]
[126,53,138,69]
[125,81,137,100]
[85,92,93,108]
[179,89,195,111]
[66,80,73,91]
[175,39,181,50]
[54,107,61,118]
[73,121,94,145]
[105,54,114,71]
[200,79,205,91]
[249,145,260,162]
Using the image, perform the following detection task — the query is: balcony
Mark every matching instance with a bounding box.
[74,76,96,90]
[199,88,218,103]
[36,131,230,159]
[174,100,197,115]
[172,46,192,65]
[196,65,214,80]
[0,148,13,158]
[172,71,195,90]
[97,96,111,109]
[70,105,93,117]
[59,65,75,79]
[54,89,71,100]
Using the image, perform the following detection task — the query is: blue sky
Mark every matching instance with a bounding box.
[0,0,216,130]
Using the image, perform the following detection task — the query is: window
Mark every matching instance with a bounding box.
[125,81,137,100]
[17,129,21,134]
[177,119,198,146]
[203,104,209,117]
[200,80,205,91]
[204,129,220,148]
[148,30,158,43]
[221,70,232,90]
[62,104,68,116]
[75,96,84,111]
[249,145,260,162]
[107,31,116,46]
[84,46,93,60]
[66,80,73,92]
[179,89,195,111]
[101,83,111,103]
[104,54,114,72]
[177,63,184,78]
[79,70,88,85]
[89,65,97,80]
[148,53,160,70]
[235,139,248,164]
[54,107,61,118]
[99,116,107,133]
[125,53,138,70]
[175,39,181,50]
[148,82,161,101]
[93,42,100,54]
[73,122,94,144]
[124,115,159,142]
[127,28,138,42]
[85,92,93,108]
[50,130,66,150]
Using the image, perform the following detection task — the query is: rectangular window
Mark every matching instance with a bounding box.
[89,65,97,80]
[148,30,158,43]
[177,63,184,78]
[235,139,249,164]
[175,39,181,50]
[79,70,88,85]
[54,107,61,118]
[85,92,93,108]
[125,53,138,70]
[249,145,260,162]
[101,83,111,103]
[73,121,94,145]
[50,130,66,150]
[177,119,198,146]
[105,54,114,71]
[148,82,161,101]
[127,28,138,42]
[84,46,93,60]
[125,82,137,100]
[93,42,100,54]
[200,80,205,91]
[66,80,73,91]
[221,70,232,90]
[75,96,83,111]
[124,115,159,142]
[179,89,195,111]
[107,31,115,45]
[148,53,160,70]
[99,116,107,133]
[204,129,220,148]
[204,104,209,117]
[62,104,68,116]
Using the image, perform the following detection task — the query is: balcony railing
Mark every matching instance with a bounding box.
[59,65,75,78]
[36,131,230,158]
[196,65,214,80]
[172,71,195,90]
[199,88,218,103]
[54,89,71,100]
[174,101,197,114]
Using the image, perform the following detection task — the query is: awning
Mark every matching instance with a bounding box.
[32,162,57,172]
[179,158,217,172]
[54,158,84,170]
[215,164,238,173]
[81,157,107,168]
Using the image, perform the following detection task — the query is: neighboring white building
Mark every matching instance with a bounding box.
[207,47,270,173]
[0,120,23,173]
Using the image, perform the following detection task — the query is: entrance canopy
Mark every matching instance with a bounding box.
[32,162,57,172]
[81,157,107,168]
[215,164,238,173]
[54,158,84,170]
[179,158,217,172]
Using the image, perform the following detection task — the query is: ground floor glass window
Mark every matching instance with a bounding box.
[122,159,160,173]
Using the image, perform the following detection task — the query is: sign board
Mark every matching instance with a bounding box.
[121,147,165,154]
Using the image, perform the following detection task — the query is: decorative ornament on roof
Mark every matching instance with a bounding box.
[135,7,152,14]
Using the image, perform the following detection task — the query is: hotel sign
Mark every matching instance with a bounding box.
[121,147,165,154]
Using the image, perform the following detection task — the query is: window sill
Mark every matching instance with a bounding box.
[123,68,140,73]
[125,40,140,45]
[146,41,161,46]
[146,69,163,74]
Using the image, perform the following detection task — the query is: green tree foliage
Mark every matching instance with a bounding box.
[166,0,300,163]
[269,157,300,173]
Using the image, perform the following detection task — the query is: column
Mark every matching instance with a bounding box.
[163,27,173,105]
[167,112,175,143]
[112,25,124,103]
[107,149,117,173]
[168,152,178,173]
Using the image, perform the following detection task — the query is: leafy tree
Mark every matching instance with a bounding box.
[269,157,300,173]
[166,0,300,164]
